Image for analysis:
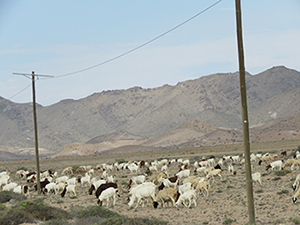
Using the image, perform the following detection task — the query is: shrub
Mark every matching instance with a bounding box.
[0,204,6,211]
[272,177,281,181]
[19,199,71,221]
[16,166,28,171]
[223,218,235,224]
[0,208,35,225]
[291,216,300,224]
[76,205,119,219]
[98,216,168,225]
[275,170,291,176]
[277,190,289,195]
[0,191,26,203]
[115,158,126,164]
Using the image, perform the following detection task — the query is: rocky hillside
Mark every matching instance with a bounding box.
[1,66,300,160]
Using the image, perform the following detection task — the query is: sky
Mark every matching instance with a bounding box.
[0,0,299,106]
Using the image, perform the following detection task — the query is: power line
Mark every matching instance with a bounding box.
[8,0,223,100]
[8,83,32,100]
[56,0,223,78]
[8,74,47,101]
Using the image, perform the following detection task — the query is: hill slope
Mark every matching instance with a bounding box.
[1,66,300,159]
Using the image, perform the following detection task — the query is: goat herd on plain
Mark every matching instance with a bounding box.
[1,150,300,210]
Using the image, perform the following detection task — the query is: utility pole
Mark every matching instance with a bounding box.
[13,71,53,194]
[235,0,255,224]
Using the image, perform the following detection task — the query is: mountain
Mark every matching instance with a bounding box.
[1,66,300,160]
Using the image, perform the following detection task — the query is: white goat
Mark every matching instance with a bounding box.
[61,184,76,197]
[252,172,262,186]
[55,175,69,184]
[0,175,10,188]
[176,169,190,179]
[178,182,192,195]
[128,182,156,209]
[2,182,17,191]
[206,169,222,183]
[128,163,140,173]
[67,177,77,186]
[176,189,197,208]
[266,160,283,171]
[159,177,178,189]
[127,175,145,189]
[80,174,91,187]
[97,187,120,207]
[44,182,57,195]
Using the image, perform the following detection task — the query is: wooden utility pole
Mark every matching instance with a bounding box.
[13,71,53,194]
[235,0,255,224]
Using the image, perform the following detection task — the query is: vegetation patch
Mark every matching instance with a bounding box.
[277,190,289,195]
[0,198,168,225]
[275,170,291,176]
[290,216,300,224]
[223,218,235,224]
[0,191,26,204]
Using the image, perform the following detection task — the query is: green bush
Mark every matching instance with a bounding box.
[99,216,168,225]
[0,208,35,225]
[76,205,119,219]
[275,170,291,176]
[0,200,168,225]
[223,218,235,224]
[19,199,71,221]
[0,191,26,203]
[115,158,126,164]
[277,190,289,195]
[0,204,7,211]
[291,216,300,224]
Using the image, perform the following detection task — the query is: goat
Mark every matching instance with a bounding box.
[2,182,17,191]
[13,185,30,197]
[34,178,49,192]
[175,189,197,208]
[127,175,146,189]
[128,182,156,209]
[88,179,106,195]
[266,160,283,171]
[61,184,76,197]
[153,188,180,208]
[95,182,118,199]
[252,172,262,186]
[292,174,300,191]
[97,187,120,207]
[195,180,210,196]
[175,169,190,179]
[61,167,73,175]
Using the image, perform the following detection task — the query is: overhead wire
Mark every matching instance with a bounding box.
[8,0,223,100]
[55,0,223,78]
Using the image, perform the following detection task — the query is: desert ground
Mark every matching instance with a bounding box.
[1,142,300,225]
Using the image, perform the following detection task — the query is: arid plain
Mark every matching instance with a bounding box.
[1,140,300,225]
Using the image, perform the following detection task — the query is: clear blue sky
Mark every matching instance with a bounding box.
[0,0,299,106]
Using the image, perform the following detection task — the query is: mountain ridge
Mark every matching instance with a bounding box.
[1,65,300,160]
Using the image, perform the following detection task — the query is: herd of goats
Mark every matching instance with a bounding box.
[1,149,300,209]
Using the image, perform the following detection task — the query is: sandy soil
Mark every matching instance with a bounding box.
[2,150,300,225]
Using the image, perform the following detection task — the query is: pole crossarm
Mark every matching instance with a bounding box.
[13,72,54,78]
